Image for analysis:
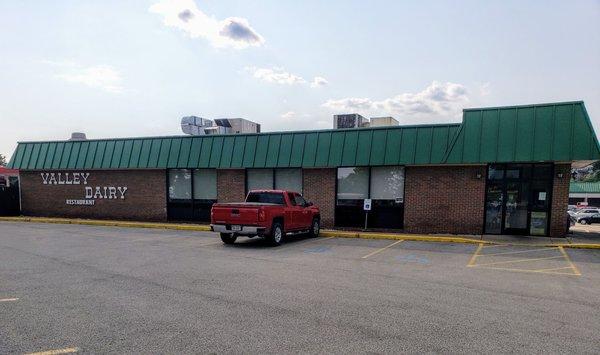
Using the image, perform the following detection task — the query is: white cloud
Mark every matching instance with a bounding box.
[322,81,468,120]
[46,61,124,94]
[245,66,328,88]
[245,66,306,85]
[281,111,296,119]
[479,82,491,96]
[310,76,329,88]
[149,0,265,49]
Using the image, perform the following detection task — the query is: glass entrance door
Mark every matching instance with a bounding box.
[503,182,529,235]
[484,164,553,236]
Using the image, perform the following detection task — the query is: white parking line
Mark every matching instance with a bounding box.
[361,240,403,259]
[25,347,79,355]
[0,298,19,302]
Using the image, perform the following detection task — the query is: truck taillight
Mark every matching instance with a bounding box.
[259,209,266,222]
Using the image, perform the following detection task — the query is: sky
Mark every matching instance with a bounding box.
[0,0,599,160]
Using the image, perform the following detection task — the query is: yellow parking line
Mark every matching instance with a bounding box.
[532,266,574,273]
[474,266,580,276]
[479,247,557,257]
[361,240,403,259]
[474,255,564,267]
[26,347,79,355]
[558,246,582,276]
[481,244,508,248]
[467,243,483,266]
[0,298,19,302]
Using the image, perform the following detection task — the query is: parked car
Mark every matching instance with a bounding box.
[210,190,320,246]
[574,208,600,222]
[577,213,600,225]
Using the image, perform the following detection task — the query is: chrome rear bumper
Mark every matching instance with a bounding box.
[211,224,265,235]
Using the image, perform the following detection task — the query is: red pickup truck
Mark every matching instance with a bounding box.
[211,190,320,246]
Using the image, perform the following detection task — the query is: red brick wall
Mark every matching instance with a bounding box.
[303,168,336,228]
[20,170,167,221]
[550,164,570,237]
[217,169,246,203]
[404,165,486,235]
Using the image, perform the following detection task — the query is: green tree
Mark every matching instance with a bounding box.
[0,153,6,167]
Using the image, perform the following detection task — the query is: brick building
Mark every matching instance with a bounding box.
[7,101,600,237]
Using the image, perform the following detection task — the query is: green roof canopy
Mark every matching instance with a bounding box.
[570,181,600,194]
[8,101,600,170]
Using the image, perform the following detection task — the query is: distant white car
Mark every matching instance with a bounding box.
[575,208,600,222]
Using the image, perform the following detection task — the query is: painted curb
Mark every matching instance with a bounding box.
[0,217,212,232]
[319,230,490,245]
[2,217,599,249]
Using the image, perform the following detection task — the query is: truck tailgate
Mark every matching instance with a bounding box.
[212,204,260,225]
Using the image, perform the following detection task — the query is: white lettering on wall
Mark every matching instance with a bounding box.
[85,186,93,199]
[40,171,129,205]
[117,187,128,199]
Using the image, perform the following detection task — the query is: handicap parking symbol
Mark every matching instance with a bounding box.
[304,245,332,254]
[395,254,429,264]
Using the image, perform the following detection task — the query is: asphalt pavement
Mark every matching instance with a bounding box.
[1,222,599,353]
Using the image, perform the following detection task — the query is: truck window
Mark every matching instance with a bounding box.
[246,192,285,205]
[288,192,297,206]
[294,194,307,207]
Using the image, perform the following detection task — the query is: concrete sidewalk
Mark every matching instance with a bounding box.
[1,216,599,249]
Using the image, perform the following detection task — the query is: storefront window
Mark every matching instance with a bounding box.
[247,169,274,191]
[275,169,302,193]
[483,163,553,236]
[193,169,217,200]
[247,169,302,193]
[168,169,192,200]
[488,165,504,180]
[168,169,216,222]
[370,166,404,201]
[336,167,369,200]
[336,166,404,229]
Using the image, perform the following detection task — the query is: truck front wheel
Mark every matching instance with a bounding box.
[310,218,320,237]
[269,222,284,246]
[220,233,237,244]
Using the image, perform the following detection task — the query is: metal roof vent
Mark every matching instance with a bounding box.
[69,132,87,141]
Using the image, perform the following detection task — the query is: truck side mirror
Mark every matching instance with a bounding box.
[306,201,313,207]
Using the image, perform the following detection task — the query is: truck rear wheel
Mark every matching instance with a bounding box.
[269,222,284,246]
[220,233,237,244]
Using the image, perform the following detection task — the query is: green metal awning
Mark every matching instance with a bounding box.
[445,101,600,163]
[8,101,600,170]
[570,181,600,194]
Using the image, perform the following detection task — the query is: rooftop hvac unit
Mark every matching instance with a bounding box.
[181,116,213,135]
[333,114,369,129]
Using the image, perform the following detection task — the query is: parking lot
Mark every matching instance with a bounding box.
[1,222,600,353]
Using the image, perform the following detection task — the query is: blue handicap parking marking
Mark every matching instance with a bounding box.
[395,254,430,264]
[304,245,332,254]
